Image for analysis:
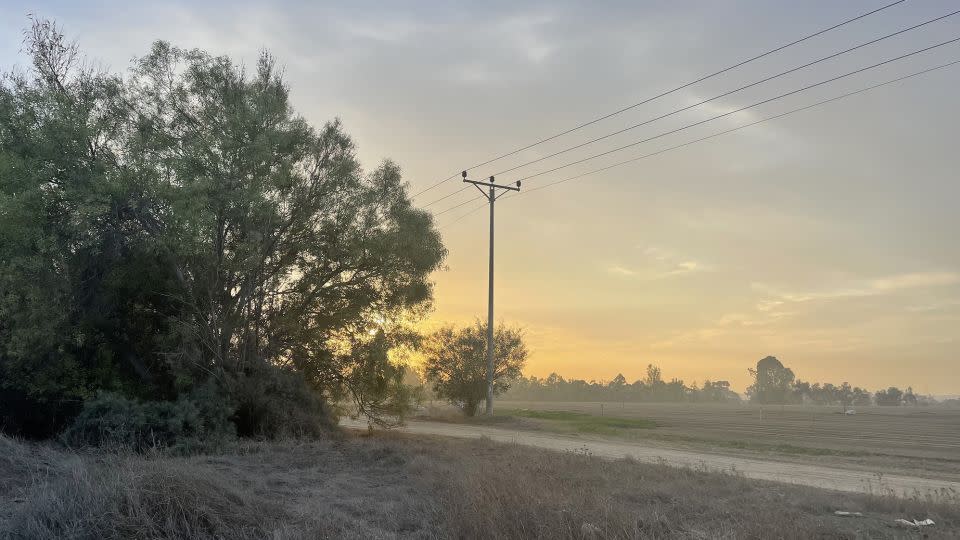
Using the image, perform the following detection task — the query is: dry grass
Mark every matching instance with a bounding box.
[422,436,960,539]
[414,401,960,481]
[2,431,958,539]
[1,434,442,539]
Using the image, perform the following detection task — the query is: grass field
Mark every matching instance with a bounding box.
[495,401,960,460]
[3,430,959,539]
[501,407,657,435]
[412,400,960,483]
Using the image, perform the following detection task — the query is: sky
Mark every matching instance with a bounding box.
[3,1,959,394]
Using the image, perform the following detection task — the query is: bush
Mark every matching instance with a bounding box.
[228,363,335,439]
[62,390,235,453]
[61,366,335,452]
[0,388,82,439]
[9,457,287,539]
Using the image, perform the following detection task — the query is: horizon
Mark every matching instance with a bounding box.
[3,0,959,394]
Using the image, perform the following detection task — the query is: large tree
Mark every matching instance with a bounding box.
[746,356,795,404]
[0,19,445,436]
[422,320,527,416]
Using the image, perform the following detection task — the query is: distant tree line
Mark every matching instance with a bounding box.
[504,364,740,403]
[745,356,933,407]
[502,356,936,407]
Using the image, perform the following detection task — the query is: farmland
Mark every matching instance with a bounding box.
[494,401,960,461]
[407,400,960,485]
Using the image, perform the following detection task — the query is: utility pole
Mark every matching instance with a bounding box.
[462,171,520,415]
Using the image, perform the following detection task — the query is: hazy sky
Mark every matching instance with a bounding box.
[3,1,959,394]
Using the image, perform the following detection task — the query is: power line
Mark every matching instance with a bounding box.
[438,58,960,229]
[433,195,481,217]
[510,36,960,184]
[412,0,907,199]
[439,200,488,230]
[423,185,469,207]
[430,8,956,214]
[489,9,960,178]
[524,59,960,195]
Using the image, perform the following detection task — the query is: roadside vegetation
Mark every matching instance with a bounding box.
[421,320,527,417]
[4,431,958,539]
[0,18,443,443]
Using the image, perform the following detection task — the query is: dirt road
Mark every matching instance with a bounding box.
[342,418,960,497]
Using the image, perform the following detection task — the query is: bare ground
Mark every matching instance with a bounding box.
[3,430,960,539]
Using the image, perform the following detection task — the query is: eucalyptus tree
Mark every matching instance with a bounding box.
[0,19,445,436]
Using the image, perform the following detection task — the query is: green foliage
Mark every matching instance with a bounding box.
[423,320,527,416]
[0,19,445,439]
[62,390,234,453]
[228,363,334,439]
[875,386,905,406]
[506,368,739,403]
[746,356,795,404]
[792,380,872,406]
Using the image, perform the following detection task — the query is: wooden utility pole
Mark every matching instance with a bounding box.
[462,171,520,415]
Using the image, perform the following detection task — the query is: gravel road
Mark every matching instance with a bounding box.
[341,418,960,497]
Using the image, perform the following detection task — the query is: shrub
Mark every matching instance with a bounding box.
[61,366,335,451]
[0,388,82,439]
[228,364,335,439]
[61,390,234,453]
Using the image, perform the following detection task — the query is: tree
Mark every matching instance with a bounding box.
[0,19,446,437]
[422,320,527,416]
[837,382,854,410]
[700,380,738,402]
[875,386,904,406]
[608,373,627,389]
[644,364,663,387]
[746,356,795,404]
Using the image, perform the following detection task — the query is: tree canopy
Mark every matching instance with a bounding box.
[505,369,740,403]
[0,19,445,437]
[422,320,527,416]
[746,356,795,404]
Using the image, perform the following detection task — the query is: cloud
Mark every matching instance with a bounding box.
[653,270,960,351]
[606,265,637,277]
[337,18,427,43]
[675,92,813,172]
[871,272,960,292]
[649,326,725,349]
[684,96,763,125]
[906,299,960,313]
[604,258,706,280]
[449,63,500,85]
[753,271,960,307]
[496,11,558,64]
[639,245,711,278]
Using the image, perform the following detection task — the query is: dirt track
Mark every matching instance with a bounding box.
[342,418,960,497]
